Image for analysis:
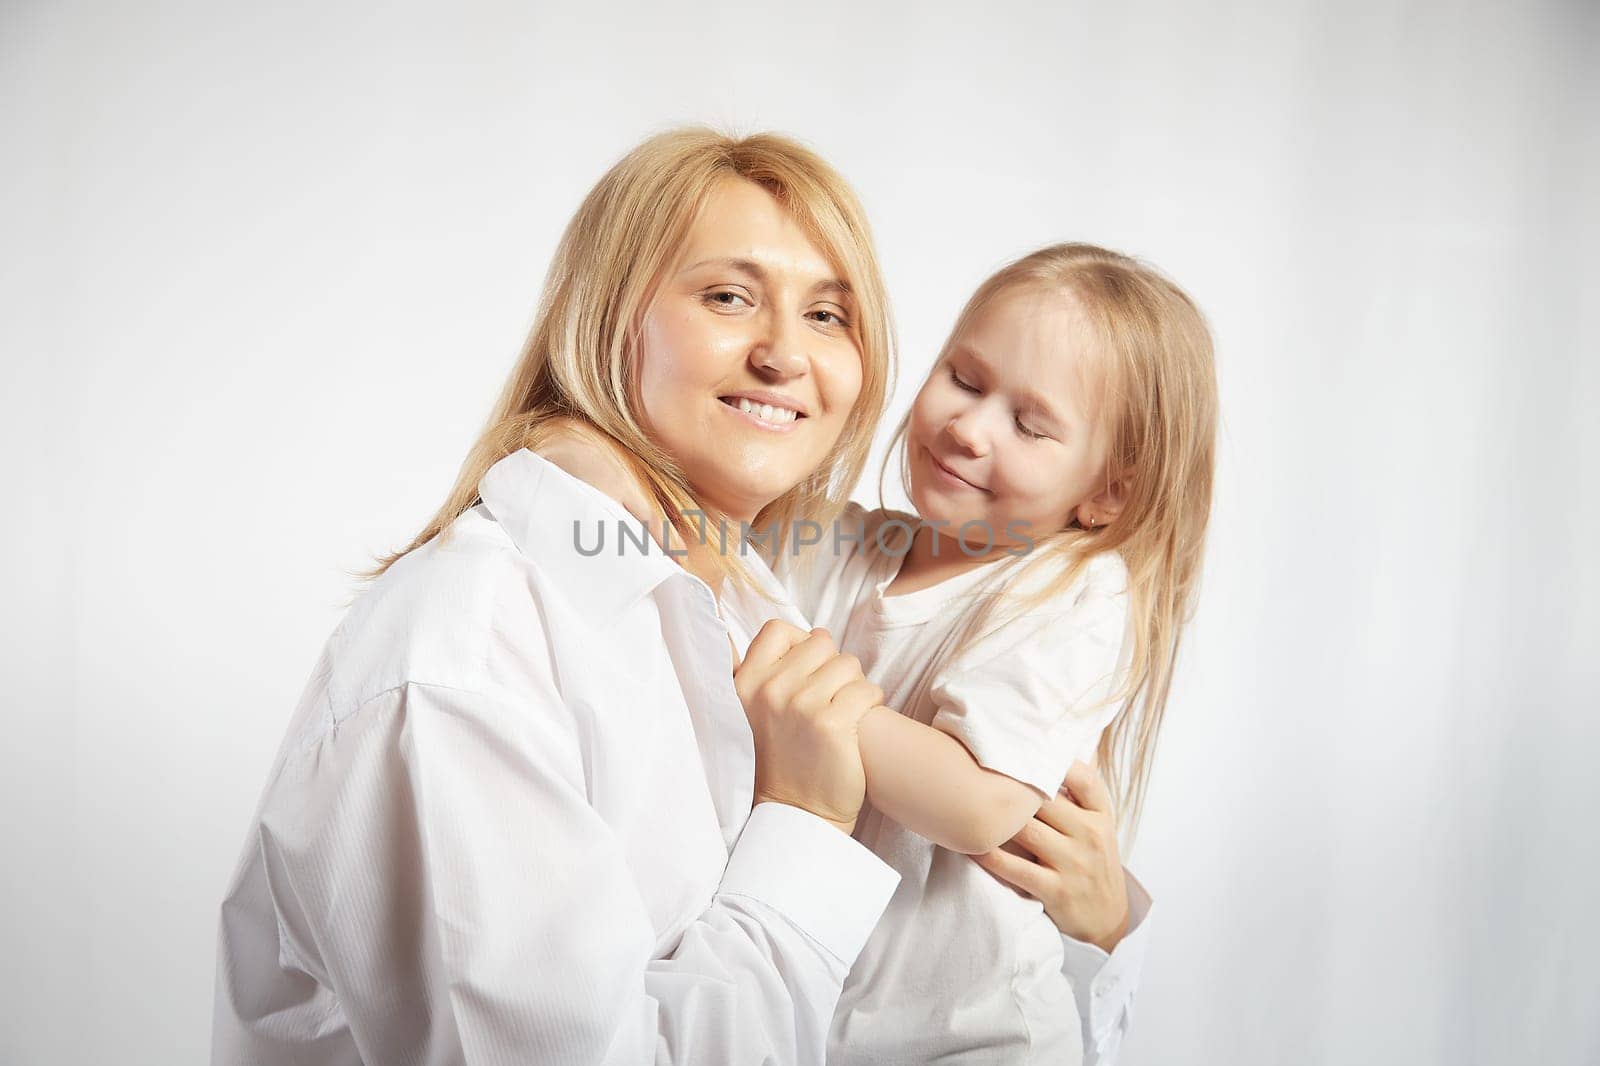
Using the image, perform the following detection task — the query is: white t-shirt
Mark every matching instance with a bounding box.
[780,502,1133,1065]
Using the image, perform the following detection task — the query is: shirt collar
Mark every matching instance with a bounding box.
[477,448,684,619]
[476,448,807,629]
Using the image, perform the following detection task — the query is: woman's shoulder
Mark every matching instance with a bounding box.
[327,508,552,711]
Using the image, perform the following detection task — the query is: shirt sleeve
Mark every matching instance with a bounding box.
[255,677,897,1066]
[1059,868,1153,1066]
[928,558,1131,798]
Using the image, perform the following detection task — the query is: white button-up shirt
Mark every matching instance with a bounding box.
[212,449,900,1065]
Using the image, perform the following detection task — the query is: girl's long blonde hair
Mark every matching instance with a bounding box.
[368,128,893,584]
[883,243,1217,839]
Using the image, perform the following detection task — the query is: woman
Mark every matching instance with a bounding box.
[212,129,901,1065]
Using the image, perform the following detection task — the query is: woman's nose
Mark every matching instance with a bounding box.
[750,311,808,380]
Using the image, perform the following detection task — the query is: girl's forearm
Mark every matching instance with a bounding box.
[857,705,1043,854]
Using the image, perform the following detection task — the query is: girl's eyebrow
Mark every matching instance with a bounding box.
[956,342,1069,427]
[1018,389,1068,429]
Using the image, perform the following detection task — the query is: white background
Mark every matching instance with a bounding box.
[3,2,1596,1063]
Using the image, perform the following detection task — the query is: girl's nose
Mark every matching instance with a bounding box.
[945,410,989,456]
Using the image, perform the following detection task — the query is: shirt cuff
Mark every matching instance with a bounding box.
[719,801,901,966]
[1060,867,1153,1050]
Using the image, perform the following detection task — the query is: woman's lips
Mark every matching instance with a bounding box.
[718,396,804,432]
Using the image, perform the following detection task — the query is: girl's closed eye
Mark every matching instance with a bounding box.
[949,365,980,393]
[1014,416,1047,440]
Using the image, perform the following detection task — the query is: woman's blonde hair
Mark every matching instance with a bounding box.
[369,128,893,583]
[881,243,1217,839]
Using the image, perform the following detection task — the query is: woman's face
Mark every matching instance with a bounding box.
[907,285,1113,551]
[636,177,863,525]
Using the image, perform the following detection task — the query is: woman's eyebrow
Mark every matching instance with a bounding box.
[680,255,763,276]
[812,278,853,303]
[680,256,850,301]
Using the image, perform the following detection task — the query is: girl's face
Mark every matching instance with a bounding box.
[637,177,864,525]
[907,285,1118,551]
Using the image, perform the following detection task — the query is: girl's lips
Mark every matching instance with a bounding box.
[925,445,988,492]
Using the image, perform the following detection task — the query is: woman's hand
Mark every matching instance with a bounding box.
[533,417,663,531]
[734,620,883,835]
[973,760,1131,952]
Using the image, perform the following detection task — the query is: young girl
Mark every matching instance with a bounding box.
[538,241,1216,1063]
[770,242,1217,1063]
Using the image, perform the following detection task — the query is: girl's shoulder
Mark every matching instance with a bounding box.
[1076,547,1131,601]
[951,549,1131,667]
[835,500,918,548]
[775,500,912,623]
[993,545,1129,609]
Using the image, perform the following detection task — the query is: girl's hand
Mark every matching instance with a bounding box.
[533,417,663,532]
[734,621,883,835]
[973,760,1131,952]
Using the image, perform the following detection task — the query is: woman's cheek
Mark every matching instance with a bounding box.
[829,343,866,413]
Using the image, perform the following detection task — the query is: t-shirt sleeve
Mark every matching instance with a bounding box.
[928,556,1132,799]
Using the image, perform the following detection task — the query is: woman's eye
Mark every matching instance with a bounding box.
[949,366,979,393]
[808,308,850,328]
[704,289,752,310]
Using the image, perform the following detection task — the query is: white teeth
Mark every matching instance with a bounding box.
[731,398,797,425]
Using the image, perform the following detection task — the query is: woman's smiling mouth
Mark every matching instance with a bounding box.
[718,393,807,430]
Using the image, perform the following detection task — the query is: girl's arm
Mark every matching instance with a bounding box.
[858,704,1045,854]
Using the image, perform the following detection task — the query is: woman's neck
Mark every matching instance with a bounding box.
[674,525,729,597]
[660,504,769,600]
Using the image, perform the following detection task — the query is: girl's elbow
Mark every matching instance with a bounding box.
[950,796,1038,855]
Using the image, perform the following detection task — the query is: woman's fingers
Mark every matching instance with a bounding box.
[776,630,842,685]
[796,653,867,708]
[972,844,1054,900]
[823,677,884,728]
[736,620,810,686]
[1031,788,1095,839]
[1062,759,1114,814]
[1017,813,1094,870]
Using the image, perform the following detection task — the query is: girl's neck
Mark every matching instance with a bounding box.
[886,523,1007,597]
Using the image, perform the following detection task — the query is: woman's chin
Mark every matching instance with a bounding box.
[685,478,787,530]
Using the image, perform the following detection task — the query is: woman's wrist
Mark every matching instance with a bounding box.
[1087,900,1131,953]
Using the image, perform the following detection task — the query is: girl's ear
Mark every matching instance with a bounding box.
[1075,474,1130,529]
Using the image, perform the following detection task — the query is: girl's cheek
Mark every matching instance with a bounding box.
[910,386,944,433]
